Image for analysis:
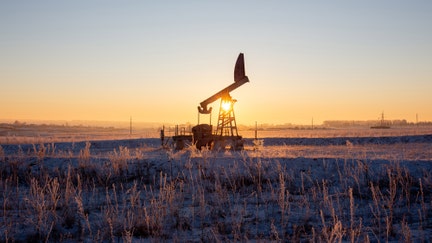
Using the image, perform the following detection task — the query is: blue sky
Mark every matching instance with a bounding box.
[1,1,431,125]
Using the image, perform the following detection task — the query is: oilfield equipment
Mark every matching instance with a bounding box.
[164,53,249,150]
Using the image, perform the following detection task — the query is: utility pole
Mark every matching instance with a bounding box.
[255,121,258,140]
[130,116,132,135]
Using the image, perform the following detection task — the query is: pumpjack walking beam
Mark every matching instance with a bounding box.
[197,53,249,114]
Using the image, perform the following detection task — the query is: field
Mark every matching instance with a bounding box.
[0,126,432,242]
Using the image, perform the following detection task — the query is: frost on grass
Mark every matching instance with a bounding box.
[0,135,431,242]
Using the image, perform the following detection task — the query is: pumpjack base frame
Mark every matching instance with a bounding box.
[172,134,244,151]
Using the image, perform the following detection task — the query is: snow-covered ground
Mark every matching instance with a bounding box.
[0,133,431,242]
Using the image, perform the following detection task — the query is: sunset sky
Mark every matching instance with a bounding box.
[1,1,431,126]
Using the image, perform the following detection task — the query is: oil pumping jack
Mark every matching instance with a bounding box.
[172,53,249,150]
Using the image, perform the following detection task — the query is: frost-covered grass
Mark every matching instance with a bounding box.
[0,134,431,242]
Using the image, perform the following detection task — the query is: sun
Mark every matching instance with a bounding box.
[221,100,232,112]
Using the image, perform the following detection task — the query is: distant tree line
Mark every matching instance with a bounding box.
[323,120,432,128]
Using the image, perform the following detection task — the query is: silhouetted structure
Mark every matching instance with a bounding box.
[371,112,391,129]
[172,53,249,150]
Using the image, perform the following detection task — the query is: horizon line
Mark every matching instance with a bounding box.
[1,118,431,128]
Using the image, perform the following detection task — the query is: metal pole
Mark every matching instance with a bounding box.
[255,121,257,140]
